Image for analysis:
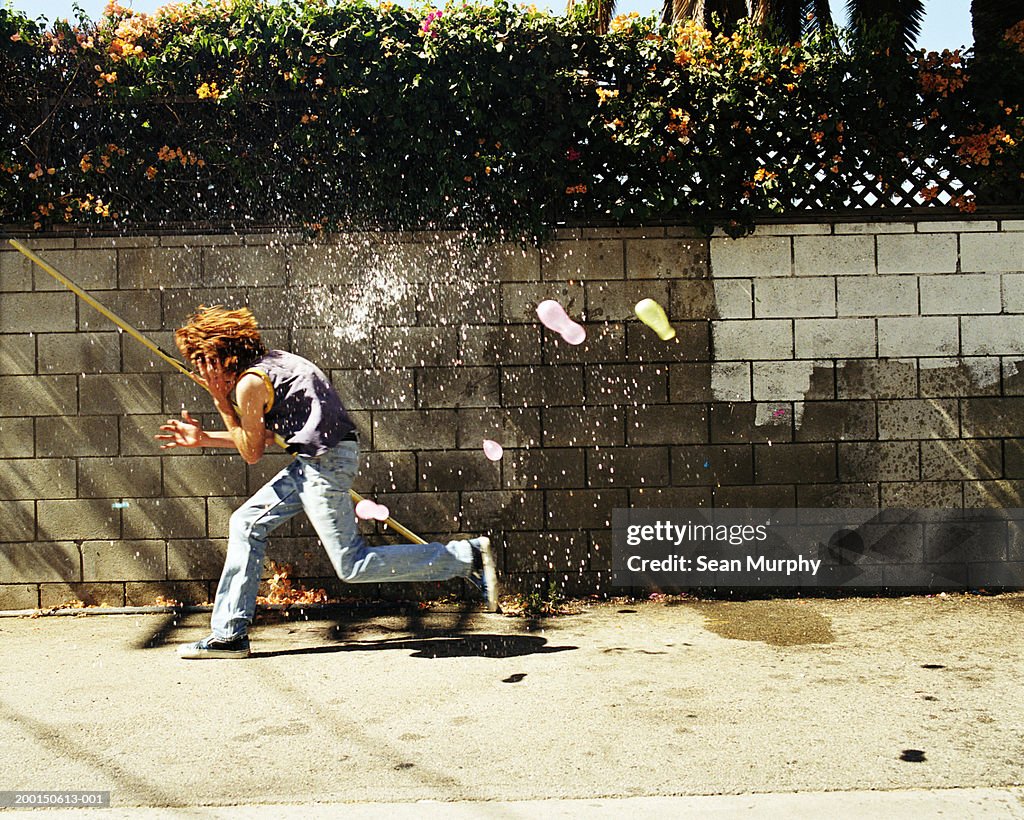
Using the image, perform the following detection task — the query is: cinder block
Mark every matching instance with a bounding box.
[626,404,707,445]
[837,359,917,399]
[32,249,116,290]
[206,496,248,538]
[545,323,625,365]
[961,231,1024,273]
[921,274,1001,315]
[78,456,162,498]
[961,315,1024,355]
[75,236,160,249]
[794,318,875,358]
[0,249,31,291]
[962,397,1024,438]
[416,450,501,491]
[710,236,791,278]
[712,319,793,360]
[625,238,708,279]
[544,488,627,529]
[839,440,920,481]
[459,491,544,531]
[414,279,500,327]
[37,499,120,540]
[587,279,669,322]
[39,582,125,608]
[584,363,668,405]
[359,451,417,493]
[712,484,795,508]
[82,540,166,582]
[0,334,36,375]
[963,480,1024,508]
[167,539,228,581]
[0,500,35,540]
[125,580,210,606]
[502,365,584,407]
[417,366,500,408]
[587,446,670,488]
[880,481,961,508]
[503,530,590,573]
[372,410,458,450]
[797,482,879,507]
[486,243,541,281]
[122,497,206,539]
[918,220,998,233]
[709,362,751,402]
[161,455,247,497]
[79,289,162,332]
[202,245,286,287]
[159,234,241,248]
[795,401,877,442]
[877,234,957,274]
[753,361,832,401]
[793,235,874,276]
[0,458,76,500]
[541,407,624,447]
[629,486,711,507]
[456,407,542,449]
[919,359,1000,399]
[667,363,714,403]
[878,317,958,357]
[292,329,370,370]
[921,440,1001,480]
[711,280,753,319]
[0,541,79,582]
[627,321,708,363]
[118,247,202,289]
[753,277,835,318]
[460,325,543,367]
[501,282,585,323]
[36,416,119,458]
[1002,221,1024,232]
[0,376,76,415]
[363,491,459,533]
[586,227,667,239]
[751,222,831,236]
[0,419,34,457]
[835,222,914,235]
[503,448,585,489]
[755,442,837,483]
[0,584,39,610]
[1003,358,1024,396]
[541,239,624,280]
[162,286,292,332]
[709,402,792,444]
[670,444,753,486]
[877,399,958,440]
[332,368,416,411]
[37,332,121,374]
[80,374,162,415]
[837,276,917,316]
[0,292,76,333]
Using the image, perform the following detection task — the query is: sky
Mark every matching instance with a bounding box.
[12,0,974,51]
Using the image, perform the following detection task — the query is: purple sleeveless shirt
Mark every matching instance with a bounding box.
[242,350,357,457]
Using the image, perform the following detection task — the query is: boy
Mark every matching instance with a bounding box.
[156,305,498,659]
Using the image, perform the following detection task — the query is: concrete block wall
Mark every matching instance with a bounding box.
[2,217,1024,607]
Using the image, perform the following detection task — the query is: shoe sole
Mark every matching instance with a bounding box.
[478,536,500,613]
[178,646,250,660]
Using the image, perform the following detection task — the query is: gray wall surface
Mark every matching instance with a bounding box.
[2,217,1024,607]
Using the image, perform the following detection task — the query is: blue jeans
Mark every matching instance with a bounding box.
[211,440,473,639]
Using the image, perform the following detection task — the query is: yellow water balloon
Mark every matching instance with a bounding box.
[634,298,676,341]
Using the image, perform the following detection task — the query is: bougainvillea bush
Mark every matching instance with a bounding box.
[1,0,1021,238]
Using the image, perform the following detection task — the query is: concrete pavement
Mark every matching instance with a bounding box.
[0,593,1022,814]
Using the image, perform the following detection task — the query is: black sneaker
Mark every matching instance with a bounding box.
[178,633,251,659]
[467,536,500,612]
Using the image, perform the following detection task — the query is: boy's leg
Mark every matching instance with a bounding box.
[207,459,306,639]
[301,442,476,583]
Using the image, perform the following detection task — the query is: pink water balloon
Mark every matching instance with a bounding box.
[371,503,390,521]
[536,299,587,345]
[355,499,390,521]
[482,439,504,461]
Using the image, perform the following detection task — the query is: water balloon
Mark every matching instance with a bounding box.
[634,298,676,341]
[482,439,504,460]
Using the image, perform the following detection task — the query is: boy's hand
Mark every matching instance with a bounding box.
[155,409,206,449]
[196,356,233,407]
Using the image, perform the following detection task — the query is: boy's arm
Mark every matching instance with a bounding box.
[202,361,269,465]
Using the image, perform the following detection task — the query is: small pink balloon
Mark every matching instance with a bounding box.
[372,503,390,521]
[560,322,587,345]
[482,439,504,461]
[355,499,377,520]
[536,300,572,333]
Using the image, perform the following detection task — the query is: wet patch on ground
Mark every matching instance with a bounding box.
[686,600,835,646]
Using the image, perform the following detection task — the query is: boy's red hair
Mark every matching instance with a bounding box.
[175,305,267,374]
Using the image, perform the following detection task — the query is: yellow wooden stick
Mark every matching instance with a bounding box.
[8,239,426,545]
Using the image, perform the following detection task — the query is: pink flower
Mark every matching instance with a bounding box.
[419,10,443,38]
